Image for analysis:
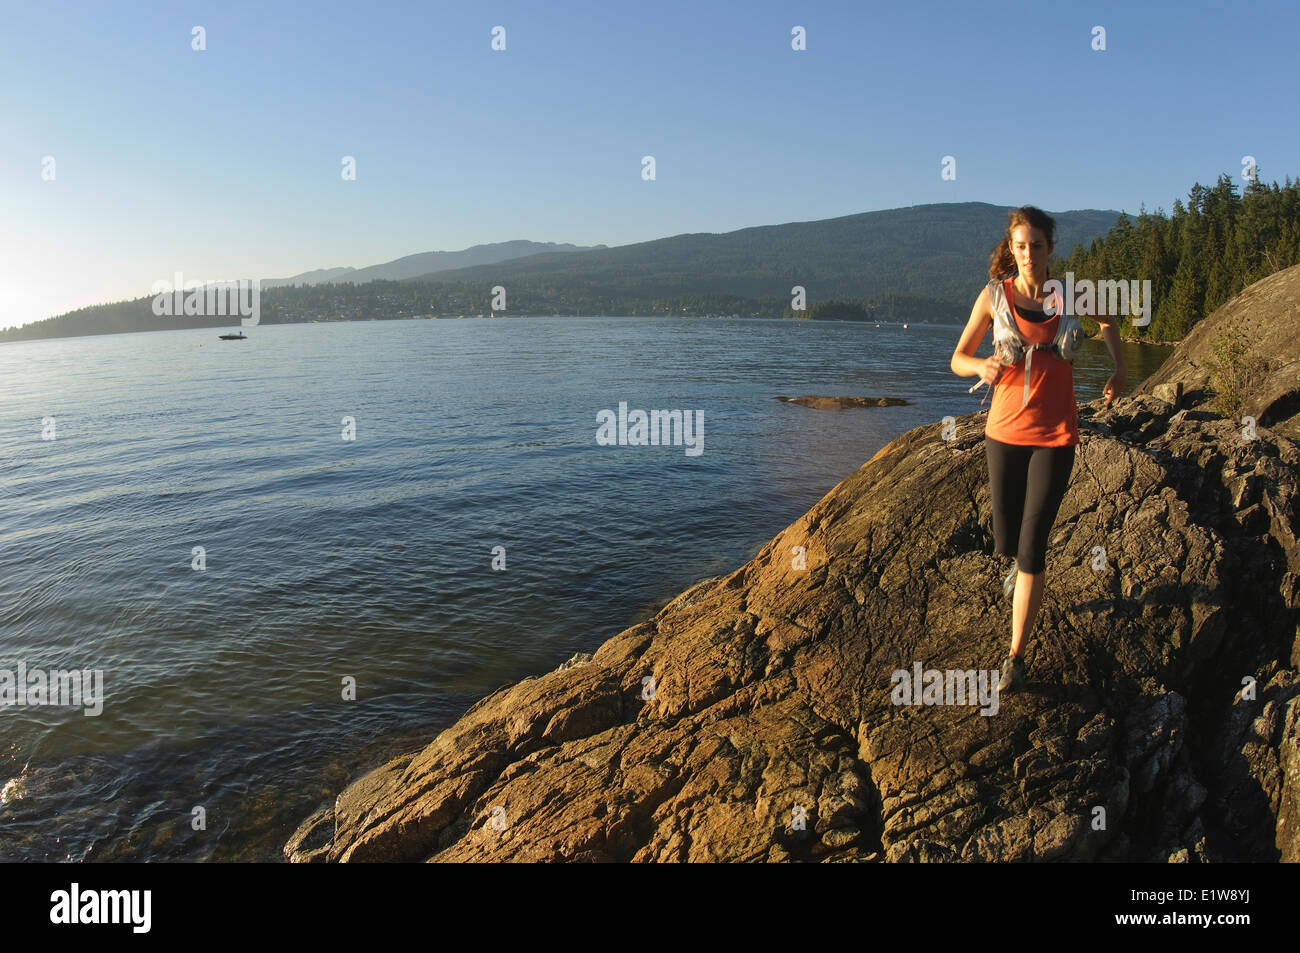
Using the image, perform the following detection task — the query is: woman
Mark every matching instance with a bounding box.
[950,206,1126,692]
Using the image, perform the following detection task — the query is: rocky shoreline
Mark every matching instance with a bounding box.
[1115,335,1179,346]
[286,264,1300,862]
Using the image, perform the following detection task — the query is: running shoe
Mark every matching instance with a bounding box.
[997,653,1025,693]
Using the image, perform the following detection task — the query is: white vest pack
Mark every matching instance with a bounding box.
[987,276,1083,407]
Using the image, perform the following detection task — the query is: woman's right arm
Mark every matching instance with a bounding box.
[951,287,1001,384]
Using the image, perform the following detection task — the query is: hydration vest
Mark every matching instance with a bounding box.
[987,276,1083,408]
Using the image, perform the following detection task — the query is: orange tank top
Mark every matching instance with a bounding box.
[983,277,1080,447]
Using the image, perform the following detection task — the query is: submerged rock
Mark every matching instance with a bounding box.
[777,396,909,409]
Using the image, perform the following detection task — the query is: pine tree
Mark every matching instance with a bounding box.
[1138,223,1169,316]
[1206,227,1236,313]
[1162,257,1202,338]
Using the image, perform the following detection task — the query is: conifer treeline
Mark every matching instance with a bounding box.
[1051,172,1300,340]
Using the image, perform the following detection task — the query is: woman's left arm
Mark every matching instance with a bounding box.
[1096,318,1127,405]
[1098,322,1126,370]
[1088,291,1127,405]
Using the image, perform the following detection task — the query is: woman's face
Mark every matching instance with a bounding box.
[1010,225,1051,276]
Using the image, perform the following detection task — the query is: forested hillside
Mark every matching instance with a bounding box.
[1056,172,1300,340]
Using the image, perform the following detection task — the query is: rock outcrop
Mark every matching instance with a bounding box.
[1137,262,1300,440]
[777,396,909,409]
[287,267,1300,863]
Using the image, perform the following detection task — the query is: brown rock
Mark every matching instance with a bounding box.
[1152,382,1182,409]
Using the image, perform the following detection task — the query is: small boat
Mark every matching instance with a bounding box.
[902,323,909,328]
[218,332,247,340]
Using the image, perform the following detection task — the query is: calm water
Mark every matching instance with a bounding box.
[0,315,1167,860]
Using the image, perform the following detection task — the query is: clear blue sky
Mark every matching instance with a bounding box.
[2,0,1296,328]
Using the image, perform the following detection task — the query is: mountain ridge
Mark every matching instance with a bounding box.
[400,202,1121,308]
[262,240,605,288]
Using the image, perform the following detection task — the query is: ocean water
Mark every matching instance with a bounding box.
[0,315,1166,860]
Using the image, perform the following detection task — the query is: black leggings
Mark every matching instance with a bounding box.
[984,436,1076,575]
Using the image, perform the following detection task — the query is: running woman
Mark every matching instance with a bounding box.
[950,206,1127,692]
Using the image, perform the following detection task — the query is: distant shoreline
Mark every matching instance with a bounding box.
[0,314,1190,348]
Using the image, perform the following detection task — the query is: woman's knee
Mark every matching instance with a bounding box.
[1013,543,1045,572]
[1016,551,1047,574]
